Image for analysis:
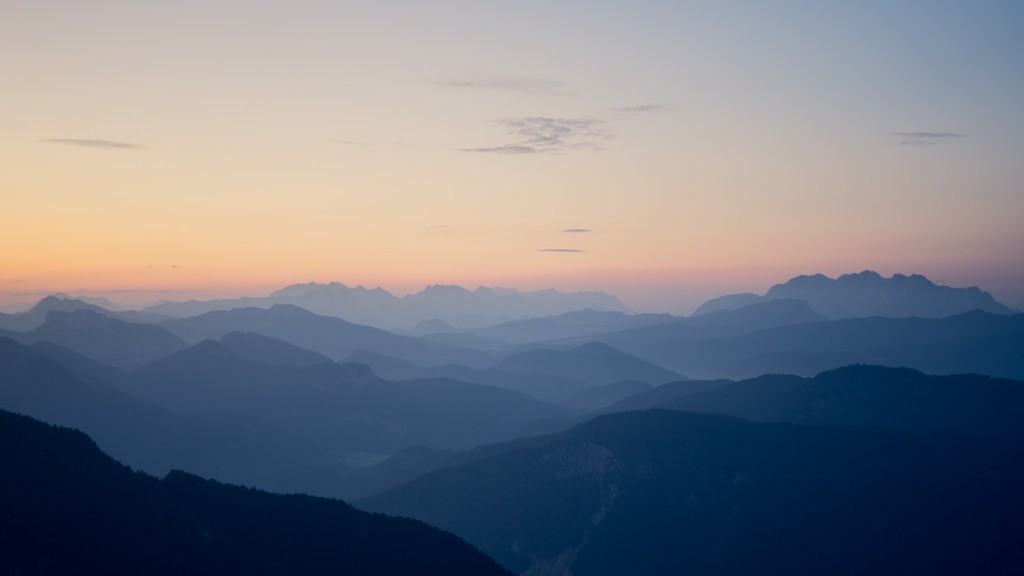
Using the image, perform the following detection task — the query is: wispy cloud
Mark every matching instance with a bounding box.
[563,228,591,233]
[538,248,584,253]
[43,138,140,149]
[429,75,568,96]
[612,103,669,114]
[892,132,967,146]
[463,117,611,155]
[462,145,539,155]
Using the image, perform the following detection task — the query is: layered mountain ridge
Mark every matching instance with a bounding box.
[694,270,1014,318]
[143,282,631,329]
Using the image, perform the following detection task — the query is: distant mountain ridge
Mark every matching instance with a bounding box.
[0,295,166,331]
[0,309,188,370]
[143,282,631,329]
[493,342,684,387]
[159,304,492,367]
[598,364,1024,441]
[694,270,1013,319]
[588,309,1024,380]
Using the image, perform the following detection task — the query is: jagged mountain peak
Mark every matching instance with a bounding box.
[696,271,1012,319]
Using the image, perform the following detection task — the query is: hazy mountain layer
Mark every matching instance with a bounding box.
[219,331,334,366]
[345,349,592,403]
[159,304,493,367]
[590,309,1024,380]
[0,295,167,331]
[144,282,630,329]
[130,340,571,453]
[493,342,684,386]
[597,365,1024,440]
[0,409,511,576]
[0,338,335,487]
[362,409,1024,576]
[0,309,188,370]
[422,308,678,344]
[694,270,1014,318]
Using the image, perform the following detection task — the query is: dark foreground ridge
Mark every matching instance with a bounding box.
[0,409,511,576]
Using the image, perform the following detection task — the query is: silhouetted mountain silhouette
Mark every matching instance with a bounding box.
[0,409,511,576]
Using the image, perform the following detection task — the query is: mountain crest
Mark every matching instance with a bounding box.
[695,270,1012,319]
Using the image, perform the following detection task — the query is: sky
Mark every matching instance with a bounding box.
[3,0,1023,314]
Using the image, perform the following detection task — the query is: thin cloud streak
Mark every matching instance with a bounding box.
[538,248,584,253]
[465,117,610,155]
[43,138,140,149]
[612,103,669,113]
[461,145,538,154]
[892,132,967,146]
[563,228,591,233]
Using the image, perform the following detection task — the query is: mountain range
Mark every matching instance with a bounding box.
[0,309,188,370]
[580,309,1024,380]
[533,364,1024,441]
[0,334,572,499]
[694,270,1015,318]
[159,304,493,367]
[1,270,1023,574]
[143,282,631,329]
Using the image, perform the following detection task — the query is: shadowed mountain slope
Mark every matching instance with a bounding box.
[493,342,684,386]
[0,409,511,576]
[219,331,333,366]
[610,365,1024,441]
[559,380,654,412]
[361,409,1024,576]
[345,349,591,403]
